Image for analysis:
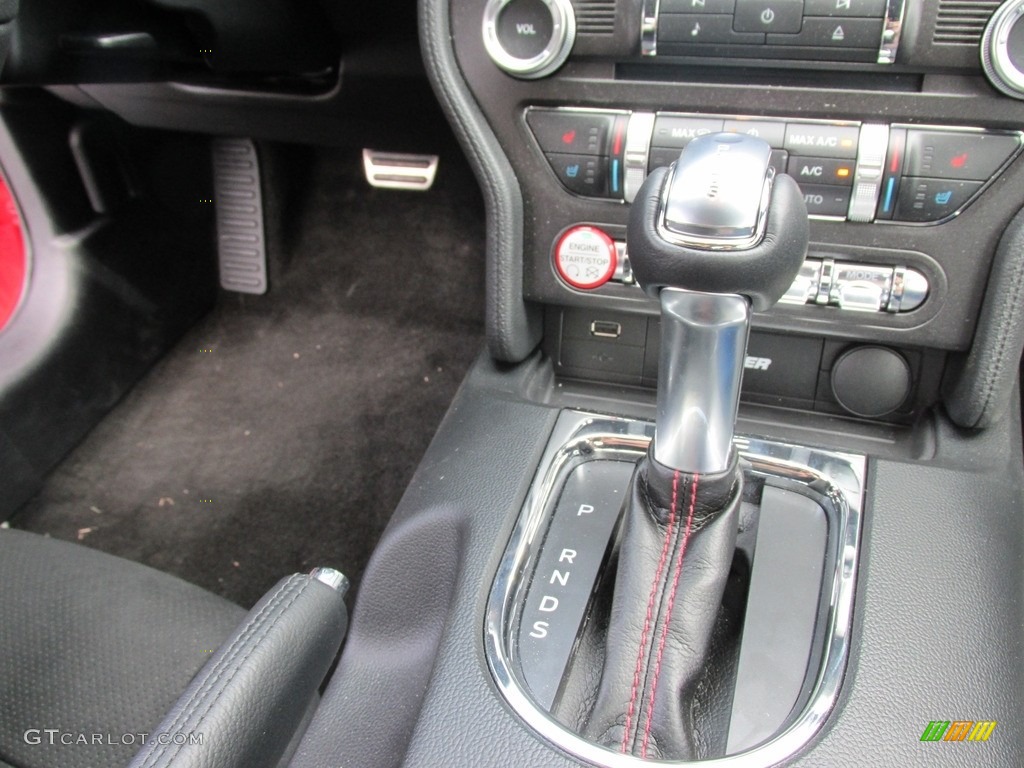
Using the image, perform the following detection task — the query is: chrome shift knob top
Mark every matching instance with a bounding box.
[661,133,775,250]
[628,134,808,311]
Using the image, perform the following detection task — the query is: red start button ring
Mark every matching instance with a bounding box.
[554,225,617,290]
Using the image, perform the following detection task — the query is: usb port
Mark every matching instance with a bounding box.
[590,320,622,339]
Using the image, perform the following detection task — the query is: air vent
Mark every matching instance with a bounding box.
[573,0,616,35]
[934,0,1001,45]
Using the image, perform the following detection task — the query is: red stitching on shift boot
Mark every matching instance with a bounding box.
[621,469,680,754]
[640,471,698,758]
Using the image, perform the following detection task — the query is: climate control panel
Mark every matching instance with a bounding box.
[526,108,1023,224]
[553,223,929,314]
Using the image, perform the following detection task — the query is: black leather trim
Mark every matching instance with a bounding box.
[943,205,1024,429]
[128,574,347,768]
[418,0,541,362]
[584,454,741,760]
[627,168,809,311]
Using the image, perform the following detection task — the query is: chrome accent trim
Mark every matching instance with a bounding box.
[847,123,888,222]
[815,258,834,305]
[623,112,656,203]
[982,0,1024,99]
[482,0,577,79]
[898,267,928,312]
[658,134,775,251]
[778,259,822,306]
[362,150,439,191]
[310,567,350,595]
[641,0,660,56]
[830,262,894,313]
[485,410,866,768]
[887,266,906,313]
[877,0,906,65]
[656,288,750,474]
[612,241,635,284]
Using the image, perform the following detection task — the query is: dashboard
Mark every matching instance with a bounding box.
[0,1,1020,766]
[446,0,1024,426]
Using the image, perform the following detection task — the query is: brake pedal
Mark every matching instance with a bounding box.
[362,149,439,191]
[212,138,268,295]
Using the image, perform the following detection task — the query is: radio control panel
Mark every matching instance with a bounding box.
[643,0,904,63]
[526,107,1024,224]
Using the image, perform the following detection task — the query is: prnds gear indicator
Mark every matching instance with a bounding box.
[554,226,617,289]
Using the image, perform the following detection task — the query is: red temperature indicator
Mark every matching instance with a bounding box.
[554,226,617,290]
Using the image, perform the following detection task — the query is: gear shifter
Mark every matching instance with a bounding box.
[582,134,809,760]
[634,132,809,473]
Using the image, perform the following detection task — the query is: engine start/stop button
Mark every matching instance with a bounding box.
[554,225,616,290]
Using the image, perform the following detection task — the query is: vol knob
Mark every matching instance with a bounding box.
[482,0,576,79]
[982,0,1024,99]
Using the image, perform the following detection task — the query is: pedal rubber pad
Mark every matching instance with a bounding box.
[212,138,268,295]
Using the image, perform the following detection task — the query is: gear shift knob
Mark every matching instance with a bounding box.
[627,133,809,473]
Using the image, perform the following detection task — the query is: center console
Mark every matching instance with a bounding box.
[290,1,1024,766]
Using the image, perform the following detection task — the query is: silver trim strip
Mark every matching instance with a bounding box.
[623,112,656,204]
[655,289,750,474]
[847,123,888,222]
[485,410,865,768]
[482,0,577,79]
[641,0,659,56]
[877,0,906,65]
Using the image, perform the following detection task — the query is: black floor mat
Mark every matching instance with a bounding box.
[14,142,486,608]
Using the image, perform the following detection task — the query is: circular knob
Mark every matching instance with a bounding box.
[830,346,911,419]
[982,0,1024,99]
[482,0,576,79]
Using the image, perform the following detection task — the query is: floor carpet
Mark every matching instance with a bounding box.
[14,140,486,608]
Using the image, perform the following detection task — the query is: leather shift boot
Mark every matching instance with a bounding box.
[583,449,741,760]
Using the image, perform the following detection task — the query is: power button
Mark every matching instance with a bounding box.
[483,0,576,79]
[554,226,617,290]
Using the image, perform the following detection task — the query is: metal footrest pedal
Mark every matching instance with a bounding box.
[362,149,439,191]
